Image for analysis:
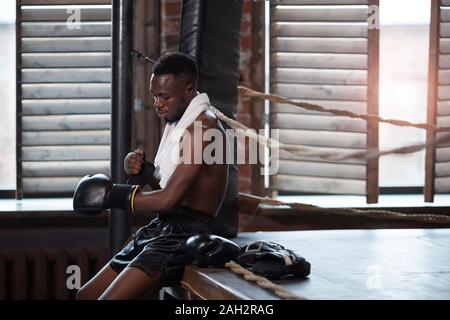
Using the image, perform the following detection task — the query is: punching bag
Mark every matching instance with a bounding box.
[179,0,243,238]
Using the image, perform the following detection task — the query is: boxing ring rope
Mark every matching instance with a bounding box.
[129,51,450,300]
[239,193,450,225]
[210,104,450,162]
[180,261,305,300]
[131,49,449,162]
[181,254,310,301]
[238,86,450,133]
[131,51,450,223]
[224,261,306,300]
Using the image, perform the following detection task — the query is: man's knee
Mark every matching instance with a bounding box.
[75,287,85,300]
[76,285,95,300]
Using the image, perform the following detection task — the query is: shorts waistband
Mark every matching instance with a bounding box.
[158,206,215,226]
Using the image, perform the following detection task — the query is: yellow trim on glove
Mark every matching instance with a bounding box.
[130,185,140,212]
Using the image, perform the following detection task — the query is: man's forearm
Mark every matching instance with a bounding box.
[133,189,172,212]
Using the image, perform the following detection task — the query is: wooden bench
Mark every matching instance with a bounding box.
[166,228,450,300]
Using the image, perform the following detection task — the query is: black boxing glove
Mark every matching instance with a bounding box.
[73,173,140,216]
[186,234,241,268]
[124,151,160,190]
[236,241,311,280]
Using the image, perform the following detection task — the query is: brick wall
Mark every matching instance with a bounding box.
[160,0,182,53]
[159,0,263,194]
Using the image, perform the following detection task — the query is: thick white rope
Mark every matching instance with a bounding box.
[224,261,306,300]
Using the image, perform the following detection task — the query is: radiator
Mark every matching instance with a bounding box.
[0,247,108,300]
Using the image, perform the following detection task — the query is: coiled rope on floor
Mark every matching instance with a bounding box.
[224,261,306,300]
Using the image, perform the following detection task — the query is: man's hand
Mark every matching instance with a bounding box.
[124,149,160,190]
[124,149,145,175]
[73,174,140,215]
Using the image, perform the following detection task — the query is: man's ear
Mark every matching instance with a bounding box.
[185,81,196,96]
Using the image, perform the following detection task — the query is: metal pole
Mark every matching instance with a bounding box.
[110,0,133,257]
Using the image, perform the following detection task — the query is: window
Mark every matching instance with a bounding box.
[267,1,374,199]
[379,0,430,188]
[267,0,434,202]
[16,2,112,197]
[0,0,16,192]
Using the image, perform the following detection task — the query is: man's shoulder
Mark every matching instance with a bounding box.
[186,109,220,132]
[198,109,217,125]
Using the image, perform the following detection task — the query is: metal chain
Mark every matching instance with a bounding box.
[131,49,156,64]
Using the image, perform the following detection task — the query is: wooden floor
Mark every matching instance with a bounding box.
[180,228,450,300]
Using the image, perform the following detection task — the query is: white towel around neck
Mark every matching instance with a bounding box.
[154,93,211,188]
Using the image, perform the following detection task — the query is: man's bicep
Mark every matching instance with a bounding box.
[179,125,208,165]
[163,162,202,206]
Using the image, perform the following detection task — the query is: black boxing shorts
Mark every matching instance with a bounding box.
[109,206,214,286]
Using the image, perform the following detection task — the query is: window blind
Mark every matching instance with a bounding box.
[17,0,112,196]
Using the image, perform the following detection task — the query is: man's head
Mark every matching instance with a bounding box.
[150,52,199,123]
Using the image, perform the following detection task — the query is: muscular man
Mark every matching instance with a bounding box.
[74,52,229,300]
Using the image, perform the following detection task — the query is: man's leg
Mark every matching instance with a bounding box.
[76,263,119,300]
[98,267,164,300]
